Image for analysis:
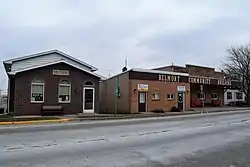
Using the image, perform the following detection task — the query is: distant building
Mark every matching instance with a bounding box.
[153,64,241,108]
[224,89,246,105]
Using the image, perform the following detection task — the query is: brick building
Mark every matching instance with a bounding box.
[153,64,241,107]
[3,50,103,115]
[100,68,190,114]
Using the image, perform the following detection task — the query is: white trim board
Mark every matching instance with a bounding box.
[8,60,104,79]
[132,68,189,76]
[104,67,189,81]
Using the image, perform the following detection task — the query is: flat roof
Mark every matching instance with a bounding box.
[104,67,189,81]
[132,68,189,76]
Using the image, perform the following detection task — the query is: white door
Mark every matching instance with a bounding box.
[83,87,95,113]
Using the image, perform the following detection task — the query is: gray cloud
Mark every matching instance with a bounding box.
[0,0,250,92]
[138,16,250,68]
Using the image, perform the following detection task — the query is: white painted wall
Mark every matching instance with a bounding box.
[224,89,246,105]
[11,53,92,72]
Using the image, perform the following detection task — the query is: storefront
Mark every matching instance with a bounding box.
[153,64,242,107]
[189,76,232,107]
[100,68,190,114]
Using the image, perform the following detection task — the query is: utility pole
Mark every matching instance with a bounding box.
[115,76,120,116]
[200,85,204,114]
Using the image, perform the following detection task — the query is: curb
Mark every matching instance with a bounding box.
[0,108,249,126]
[0,110,249,134]
[0,118,69,125]
[70,109,250,121]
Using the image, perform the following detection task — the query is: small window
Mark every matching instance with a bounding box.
[211,93,218,100]
[85,81,94,86]
[167,93,174,100]
[31,79,44,103]
[58,80,71,103]
[236,92,243,100]
[197,93,205,99]
[227,92,232,99]
[152,93,160,100]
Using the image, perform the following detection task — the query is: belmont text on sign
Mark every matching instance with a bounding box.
[158,74,180,82]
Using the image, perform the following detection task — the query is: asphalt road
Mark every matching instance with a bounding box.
[1,111,250,167]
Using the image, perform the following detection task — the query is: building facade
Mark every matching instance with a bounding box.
[224,89,246,105]
[3,50,103,115]
[100,68,190,114]
[153,64,241,107]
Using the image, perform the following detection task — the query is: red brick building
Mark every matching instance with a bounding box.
[3,50,103,115]
[153,64,241,107]
[100,68,190,114]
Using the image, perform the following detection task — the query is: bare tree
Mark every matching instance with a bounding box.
[222,44,250,104]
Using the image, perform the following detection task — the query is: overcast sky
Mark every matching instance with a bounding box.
[1,0,250,93]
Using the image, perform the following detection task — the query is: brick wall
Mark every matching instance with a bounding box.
[130,80,190,112]
[13,63,100,115]
[186,65,224,78]
[154,65,224,79]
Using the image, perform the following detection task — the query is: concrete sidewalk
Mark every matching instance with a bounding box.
[1,109,250,134]
[60,106,250,121]
[0,107,249,126]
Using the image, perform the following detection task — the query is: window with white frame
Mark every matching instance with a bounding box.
[31,79,44,102]
[58,80,71,103]
[211,93,218,100]
[236,92,243,100]
[152,93,160,100]
[227,92,232,99]
[167,93,174,100]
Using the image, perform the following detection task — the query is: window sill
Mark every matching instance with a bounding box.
[31,101,44,103]
[152,99,160,101]
[58,101,71,104]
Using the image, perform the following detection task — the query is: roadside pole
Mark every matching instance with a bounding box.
[115,76,120,116]
[200,85,204,114]
[234,92,236,109]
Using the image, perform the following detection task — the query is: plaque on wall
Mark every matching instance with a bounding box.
[53,70,69,76]
[138,84,148,91]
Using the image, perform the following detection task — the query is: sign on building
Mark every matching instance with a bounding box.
[158,74,180,82]
[200,85,203,92]
[177,86,186,92]
[53,70,69,76]
[189,77,211,84]
[138,84,148,91]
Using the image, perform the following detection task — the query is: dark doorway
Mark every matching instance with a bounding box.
[177,92,184,111]
[138,92,147,112]
[83,87,95,113]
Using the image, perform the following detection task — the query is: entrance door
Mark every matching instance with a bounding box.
[83,87,95,113]
[177,92,185,111]
[138,92,147,112]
